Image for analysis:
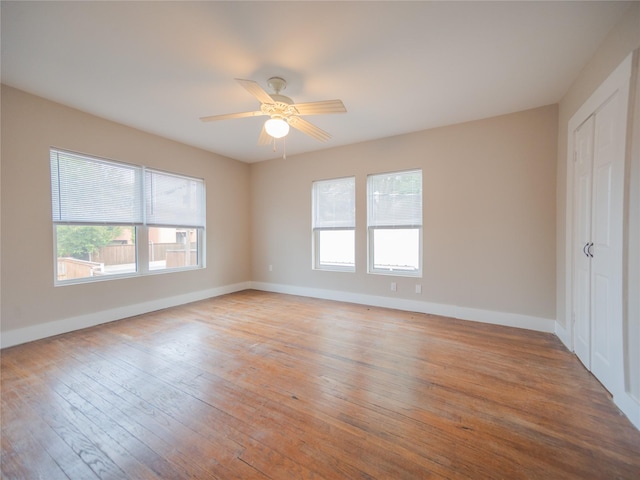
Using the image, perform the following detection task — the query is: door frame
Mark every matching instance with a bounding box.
[563,52,632,417]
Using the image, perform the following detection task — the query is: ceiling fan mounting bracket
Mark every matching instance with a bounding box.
[267,77,287,95]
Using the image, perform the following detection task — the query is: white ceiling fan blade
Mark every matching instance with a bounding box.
[288,116,331,142]
[257,124,271,145]
[292,99,347,116]
[200,111,264,122]
[235,78,275,105]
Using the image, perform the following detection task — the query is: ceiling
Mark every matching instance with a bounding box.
[1,1,632,163]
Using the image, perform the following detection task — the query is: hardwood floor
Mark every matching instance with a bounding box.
[2,290,639,479]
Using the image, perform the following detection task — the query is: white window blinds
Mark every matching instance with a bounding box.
[145,169,205,228]
[367,170,422,227]
[50,149,205,227]
[312,177,355,229]
[50,150,143,224]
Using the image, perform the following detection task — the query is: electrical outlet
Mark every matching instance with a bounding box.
[268,265,273,272]
[415,284,422,294]
[391,282,397,292]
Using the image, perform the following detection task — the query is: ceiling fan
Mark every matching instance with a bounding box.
[200,77,347,144]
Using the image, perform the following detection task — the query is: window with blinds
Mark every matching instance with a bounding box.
[367,169,422,275]
[145,169,205,228]
[50,149,205,284]
[51,150,144,224]
[312,176,355,271]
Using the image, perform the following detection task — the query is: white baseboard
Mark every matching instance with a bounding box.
[553,320,640,431]
[554,320,572,350]
[250,282,555,333]
[614,390,640,431]
[1,281,555,348]
[0,281,251,349]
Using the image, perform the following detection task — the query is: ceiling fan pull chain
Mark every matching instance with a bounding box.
[283,136,286,160]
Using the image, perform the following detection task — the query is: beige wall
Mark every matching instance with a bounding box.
[0,85,251,334]
[251,105,558,320]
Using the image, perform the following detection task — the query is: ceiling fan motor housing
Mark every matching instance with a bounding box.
[261,99,297,119]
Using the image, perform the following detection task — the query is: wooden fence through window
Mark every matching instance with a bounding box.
[91,243,194,265]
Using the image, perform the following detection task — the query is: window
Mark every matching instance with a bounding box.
[312,176,355,271]
[50,149,205,284]
[367,169,422,276]
[145,169,205,272]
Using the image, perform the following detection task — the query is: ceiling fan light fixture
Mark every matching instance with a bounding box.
[265,118,290,138]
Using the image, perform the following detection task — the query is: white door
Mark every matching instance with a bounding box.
[589,93,620,393]
[566,52,633,424]
[573,115,594,369]
[571,92,622,395]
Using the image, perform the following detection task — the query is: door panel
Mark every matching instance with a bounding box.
[590,92,619,393]
[593,161,613,246]
[575,267,591,362]
[573,115,594,368]
[592,273,611,370]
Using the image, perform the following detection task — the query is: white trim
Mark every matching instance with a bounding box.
[616,391,640,431]
[0,282,251,349]
[555,319,572,351]
[569,57,632,134]
[251,282,555,333]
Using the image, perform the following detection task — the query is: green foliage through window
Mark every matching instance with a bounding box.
[56,225,122,259]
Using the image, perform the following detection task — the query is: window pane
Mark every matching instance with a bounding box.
[367,170,422,227]
[145,170,205,228]
[318,230,355,268]
[372,228,420,272]
[312,177,355,229]
[56,225,136,281]
[51,150,143,224]
[149,227,199,270]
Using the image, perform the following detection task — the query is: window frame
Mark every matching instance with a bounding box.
[50,148,206,286]
[367,169,423,277]
[312,176,356,272]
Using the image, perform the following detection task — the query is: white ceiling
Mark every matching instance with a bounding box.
[1,1,632,163]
